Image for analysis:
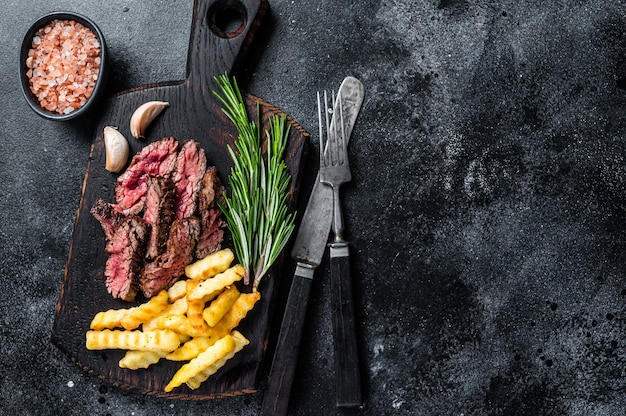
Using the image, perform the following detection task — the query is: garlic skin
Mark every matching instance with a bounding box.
[130,101,169,139]
[104,126,129,173]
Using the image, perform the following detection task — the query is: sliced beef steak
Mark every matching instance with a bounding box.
[115,137,179,215]
[90,198,125,244]
[140,216,201,298]
[92,137,226,301]
[195,167,226,259]
[173,139,207,220]
[143,176,176,260]
[103,216,149,302]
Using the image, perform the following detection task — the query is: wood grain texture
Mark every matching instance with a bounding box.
[51,0,308,399]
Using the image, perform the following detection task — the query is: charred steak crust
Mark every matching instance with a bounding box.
[90,137,225,301]
[195,167,226,259]
[144,176,176,260]
[140,216,201,298]
[90,197,125,243]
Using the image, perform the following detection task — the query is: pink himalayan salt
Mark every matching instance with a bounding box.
[26,19,101,115]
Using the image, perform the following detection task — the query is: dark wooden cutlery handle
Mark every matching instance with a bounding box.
[330,243,363,408]
[261,266,314,415]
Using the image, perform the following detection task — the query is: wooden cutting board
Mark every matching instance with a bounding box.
[51,0,308,399]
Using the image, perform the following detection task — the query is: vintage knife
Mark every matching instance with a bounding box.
[260,76,365,416]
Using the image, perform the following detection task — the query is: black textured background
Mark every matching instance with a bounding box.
[3,0,626,415]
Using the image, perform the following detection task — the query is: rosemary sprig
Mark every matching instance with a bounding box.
[213,74,295,290]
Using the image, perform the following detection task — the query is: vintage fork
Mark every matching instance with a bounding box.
[318,90,363,408]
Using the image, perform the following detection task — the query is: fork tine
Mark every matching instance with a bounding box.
[317,91,324,167]
[324,90,332,165]
[329,90,337,166]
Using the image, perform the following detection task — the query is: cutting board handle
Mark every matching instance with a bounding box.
[186,0,268,91]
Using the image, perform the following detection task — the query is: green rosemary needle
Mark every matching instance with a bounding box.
[213,74,295,290]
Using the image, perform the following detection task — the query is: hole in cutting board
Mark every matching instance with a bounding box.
[208,0,247,38]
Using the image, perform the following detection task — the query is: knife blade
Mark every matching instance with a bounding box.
[260,76,365,416]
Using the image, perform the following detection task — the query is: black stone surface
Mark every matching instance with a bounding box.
[3,0,626,415]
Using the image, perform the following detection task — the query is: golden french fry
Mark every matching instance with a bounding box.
[186,279,210,331]
[169,296,189,315]
[142,297,188,331]
[154,314,215,338]
[154,314,192,335]
[184,248,235,280]
[188,264,244,301]
[210,291,261,333]
[86,329,180,352]
[167,280,188,302]
[90,307,135,330]
[119,350,166,370]
[203,285,240,327]
[165,336,215,361]
[120,290,170,330]
[164,334,236,392]
[185,331,249,389]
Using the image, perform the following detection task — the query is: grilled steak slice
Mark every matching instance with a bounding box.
[195,167,225,259]
[104,216,149,302]
[173,139,207,220]
[91,198,126,243]
[140,216,201,298]
[115,137,179,215]
[143,176,176,260]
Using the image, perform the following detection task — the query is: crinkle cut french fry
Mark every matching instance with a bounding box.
[90,307,135,330]
[188,264,244,301]
[184,248,234,280]
[186,279,210,331]
[208,291,261,333]
[203,285,240,327]
[120,290,169,330]
[154,314,217,339]
[142,297,188,331]
[165,336,215,361]
[185,330,249,390]
[86,329,180,352]
[167,280,188,302]
[119,350,166,370]
[164,334,236,392]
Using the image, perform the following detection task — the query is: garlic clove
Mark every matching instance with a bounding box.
[104,126,129,173]
[130,100,169,139]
